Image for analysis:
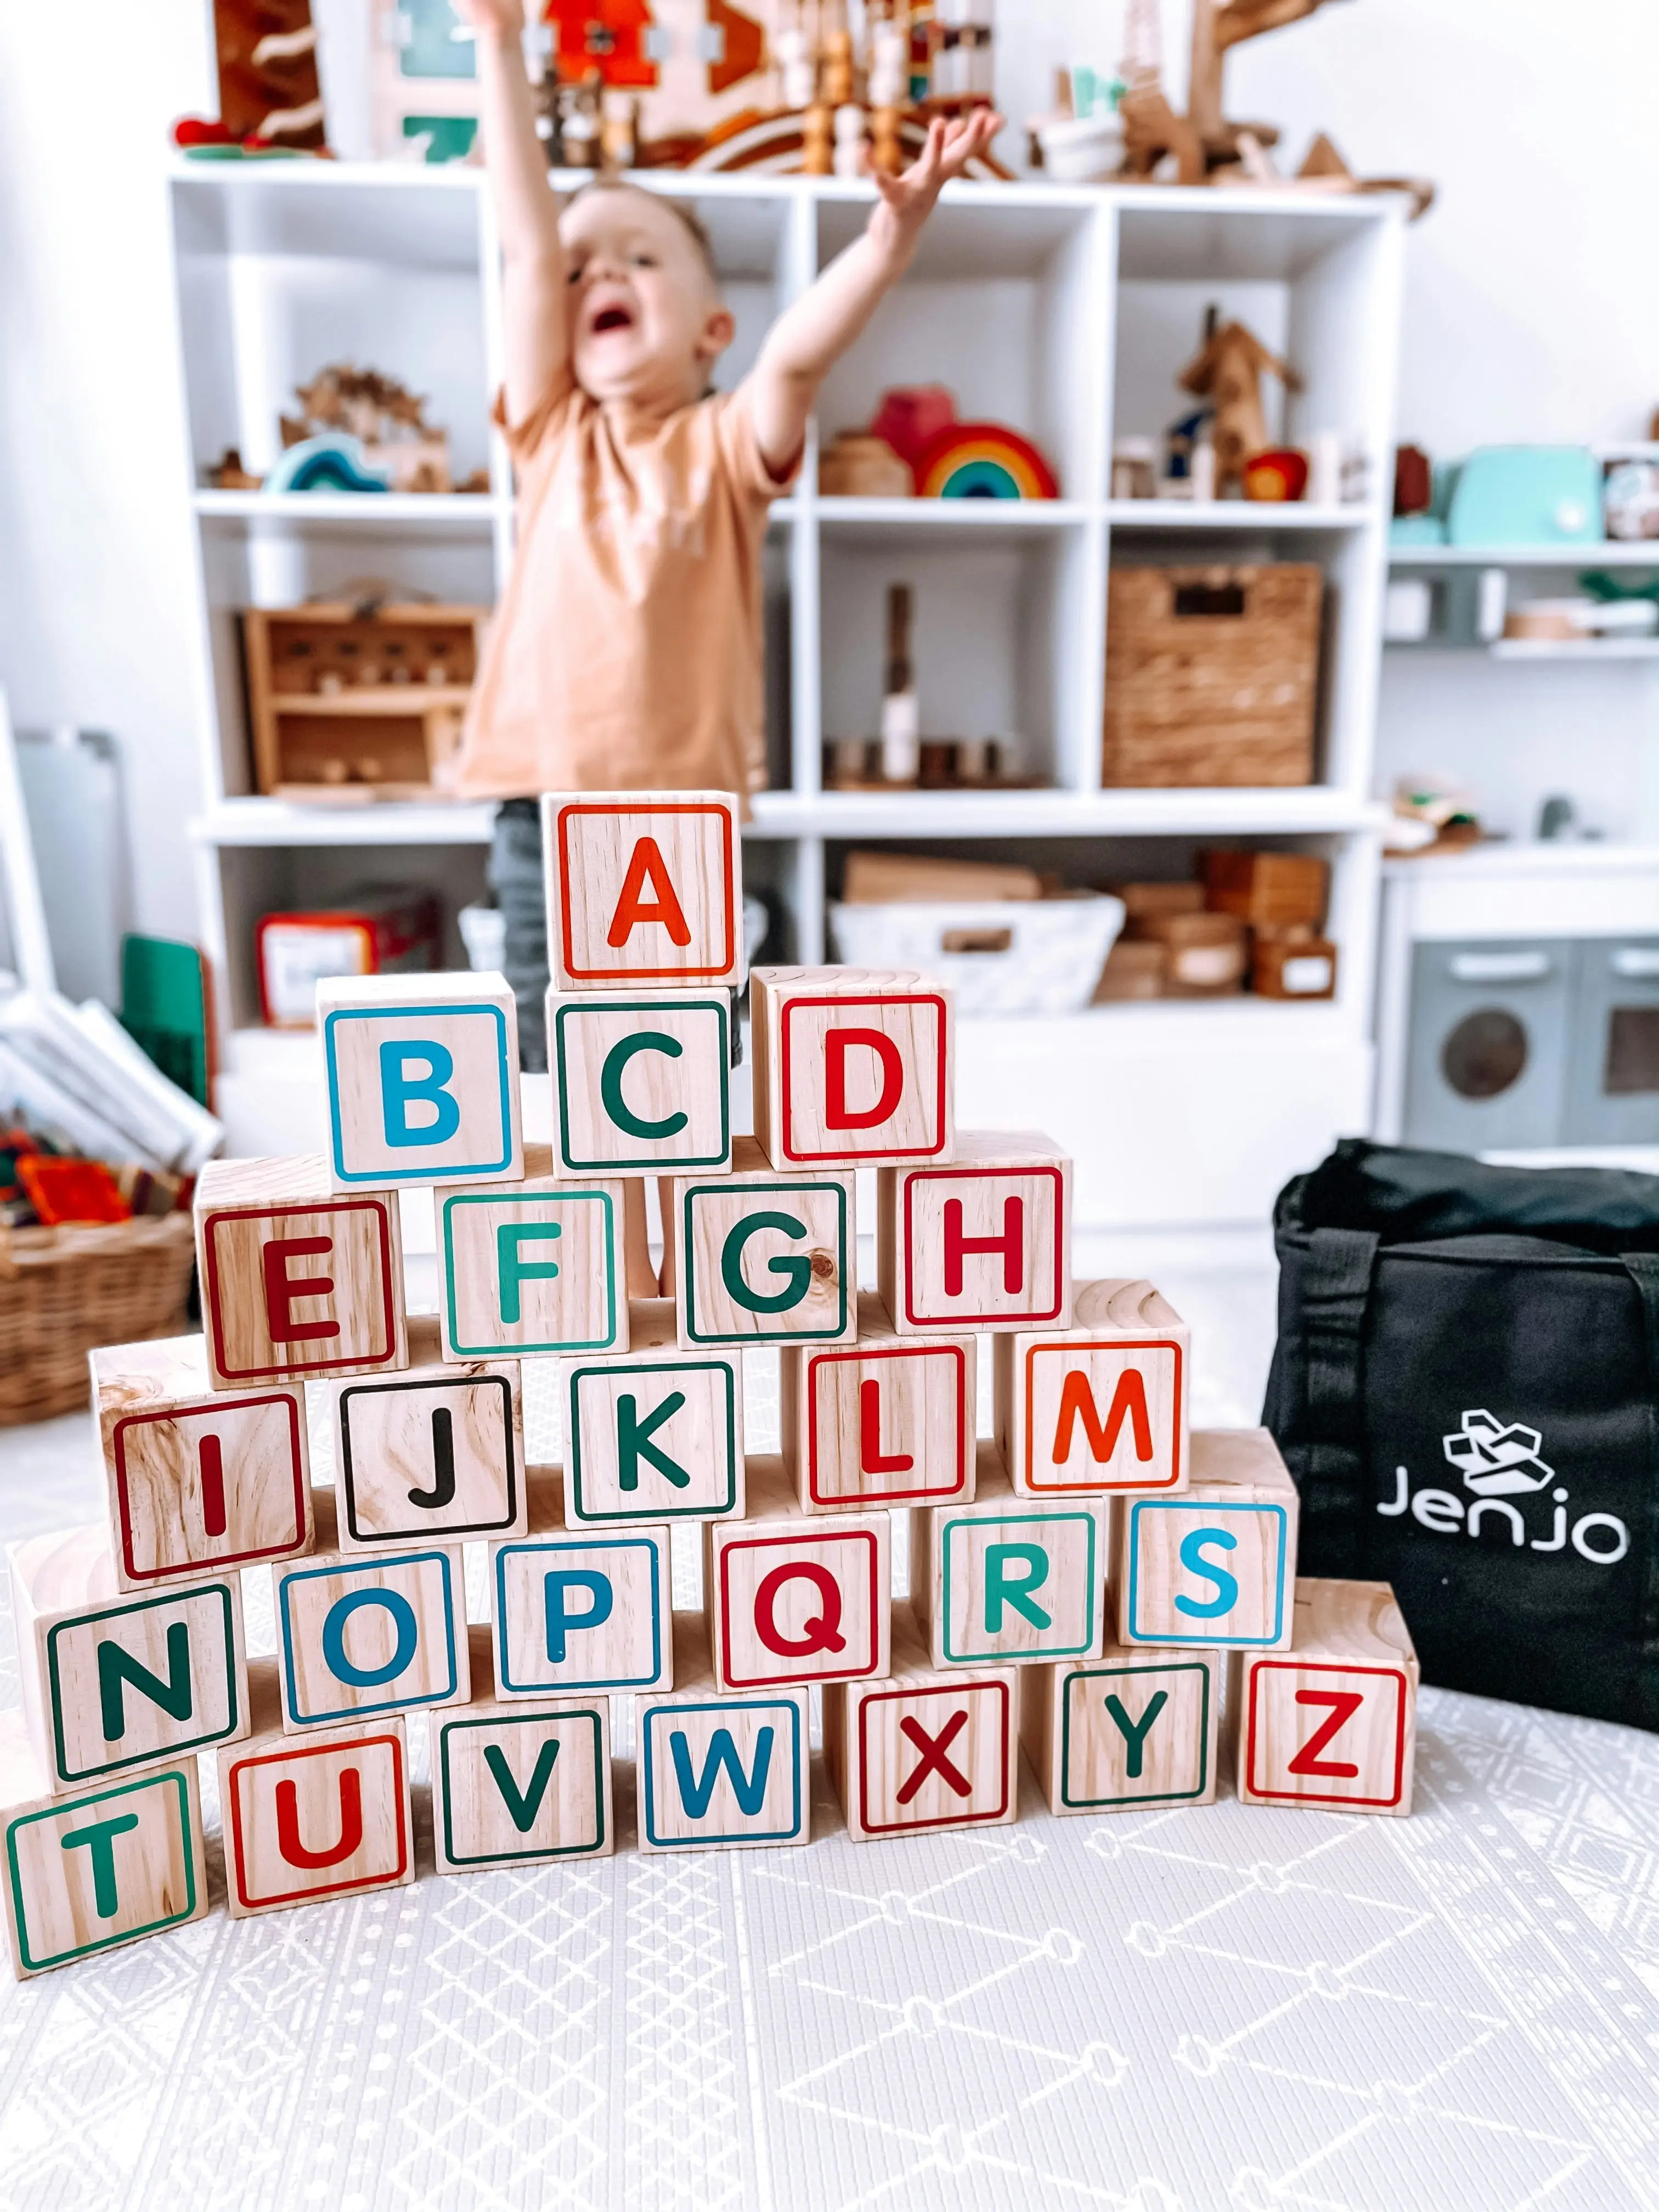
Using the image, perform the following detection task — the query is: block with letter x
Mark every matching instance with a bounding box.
[636,1615,810,1854]
[490,1470,672,1696]
[543,790,743,991]
[674,1138,856,1347]
[436,1145,626,1361]
[878,1131,1072,1335]
[1234,1578,1419,1816]
[749,965,952,1169]
[1022,1644,1222,1815]
[704,1455,889,1692]
[319,968,522,1189]
[995,1278,1189,1498]
[565,1301,744,1525]
[430,1627,613,1871]
[1118,1427,1299,1651]
[547,987,732,1174]
[780,1293,975,1513]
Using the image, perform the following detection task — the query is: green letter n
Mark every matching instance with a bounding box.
[98,1622,194,1743]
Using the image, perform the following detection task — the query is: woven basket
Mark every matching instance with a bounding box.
[0,1215,196,1427]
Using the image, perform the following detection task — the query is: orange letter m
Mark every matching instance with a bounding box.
[1052,1368,1153,1466]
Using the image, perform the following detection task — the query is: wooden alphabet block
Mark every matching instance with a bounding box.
[218,1661,413,1917]
[910,1439,1109,1667]
[1234,1578,1419,1816]
[322,1316,524,1549]
[994,1279,1189,1497]
[490,1469,672,1694]
[195,1154,408,1389]
[91,1331,314,1590]
[274,1488,469,1730]
[0,1708,207,1978]
[10,1525,249,1792]
[749,966,952,1170]
[1022,1644,1222,1815]
[436,1146,626,1359]
[548,988,732,1173]
[1118,1427,1299,1651]
[779,1293,975,1512]
[543,791,742,991]
[319,967,522,1189]
[565,1301,744,1525]
[431,1627,614,1871]
[703,1455,890,1691]
[674,1137,856,1347]
[635,1613,810,1853]
[878,1131,1073,1335]
[822,1603,1017,1842]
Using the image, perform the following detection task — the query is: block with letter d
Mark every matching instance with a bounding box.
[319,968,521,1189]
[436,1146,626,1361]
[565,1301,744,1525]
[1118,1428,1299,1651]
[543,790,742,991]
[1234,1578,1419,1816]
[490,1470,672,1695]
[431,1627,613,1871]
[704,1456,890,1691]
[636,1615,810,1854]
[1022,1645,1222,1815]
[674,1138,855,1347]
[878,1131,1072,1335]
[548,987,731,1174]
[995,1278,1189,1498]
[749,966,952,1169]
[780,1294,975,1513]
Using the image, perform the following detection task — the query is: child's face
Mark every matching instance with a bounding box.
[560,189,735,410]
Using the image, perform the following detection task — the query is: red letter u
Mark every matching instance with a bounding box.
[275,1767,364,1868]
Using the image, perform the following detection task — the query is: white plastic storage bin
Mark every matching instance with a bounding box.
[828,896,1125,1018]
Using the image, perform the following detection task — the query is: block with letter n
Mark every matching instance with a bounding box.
[430,1630,613,1871]
[674,1138,855,1347]
[878,1131,1073,1335]
[749,965,952,1169]
[1022,1645,1222,1815]
[1118,1427,1300,1651]
[995,1278,1189,1498]
[319,968,522,1189]
[543,790,743,991]
[547,987,731,1174]
[703,1455,890,1691]
[565,1301,744,1525]
[1234,1578,1419,1816]
[779,1293,975,1513]
[436,1146,625,1361]
[490,1470,672,1696]
[636,1615,810,1854]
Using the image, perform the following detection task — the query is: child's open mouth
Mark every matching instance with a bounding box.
[590,306,634,335]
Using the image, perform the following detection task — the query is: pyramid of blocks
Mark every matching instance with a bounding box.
[0,791,1421,1976]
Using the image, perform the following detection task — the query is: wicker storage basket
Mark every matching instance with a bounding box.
[1103,563,1324,787]
[0,1215,195,1426]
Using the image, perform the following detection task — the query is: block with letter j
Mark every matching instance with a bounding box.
[636,1615,810,1854]
[319,968,522,1188]
[1118,1428,1299,1650]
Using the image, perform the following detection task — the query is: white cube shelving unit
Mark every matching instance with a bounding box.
[170,161,1404,1230]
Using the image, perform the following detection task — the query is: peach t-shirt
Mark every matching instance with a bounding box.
[451,375,789,804]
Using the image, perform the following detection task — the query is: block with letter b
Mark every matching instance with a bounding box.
[92,1332,313,1590]
[543,791,742,991]
[195,1155,408,1389]
[1022,1645,1222,1815]
[548,988,731,1173]
[704,1456,889,1691]
[490,1470,672,1695]
[995,1278,1189,1497]
[750,966,952,1169]
[1118,1428,1299,1651]
[674,1138,855,1347]
[565,1302,744,1525]
[780,1294,975,1513]
[320,968,521,1189]
[636,1614,810,1854]
[436,1147,625,1359]
[431,1628,613,1871]
[878,1131,1072,1335]
[1234,1579,1419,1816]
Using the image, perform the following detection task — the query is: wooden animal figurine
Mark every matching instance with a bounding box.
[1233,1578,1419,1816]
[635,1614,811,1852]
[1178,319,1302,496]
[1023,1642,1223,1815]
[779,1291,975,1511]
[994,1278,1189,1497]
[1117,1427,1300,1651]
[435,1146,628,1361]
[430,1629,614,1871]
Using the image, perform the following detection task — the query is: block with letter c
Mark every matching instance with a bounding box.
[750,966,952,1169]
[704,1457,889,1691]
[547,986,731,1173]
[543,791,742,991]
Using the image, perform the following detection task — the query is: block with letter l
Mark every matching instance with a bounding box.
[749,965,952,1169]
[1118,1427,1299,1650]
[547,987,731,1173]
[674,1138,856,1347]
[995,1278,1189,1497]
[490,1469,672,1696]
[1233,1578,1419,1816]
[431,1627,613,1871]
[878,1131,1073,1335]
[319,967,522,1189]
[565,1301,744,1525]
[543,790,743,991]
[1022,1644,1222,1815]
[636,1614,810,1854]
[780,1293,975,1513]
[436,1146,627,1359]
[704,1455,890,1692]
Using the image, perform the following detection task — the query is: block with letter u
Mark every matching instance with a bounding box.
[319,969,522,1189]
[674,1139,855,1347]
[636,1617,810,1854]
[704,1457,889,1691]
[543,790,743,991]
[1234,1578,1419,1816]
[1118,1429,1299,1650]
[995,1278,1189,1498]
[490,1472,672,1695]
[750,965,952,1169]
[878,1132,1073,1335]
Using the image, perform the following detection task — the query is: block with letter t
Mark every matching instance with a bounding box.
[995,1278,1189,1498]
[1118,1428,1299,1652]
[547,987,732,1175]
[635,1614,810,1854]
[490,1469,672,1696]
[1234,1578,1419,1816]
[430,1628,614,1872]
[703,1455,890,1692]
[1022,1644,1222,1816]
[749,965,952,1170]
[543,790,743,991]
[436,1146,627,1361]
[674,1138,856,1348]
[779,1293,975,1513]
[565,1301,744,1526]
[878,1131,1072,1335]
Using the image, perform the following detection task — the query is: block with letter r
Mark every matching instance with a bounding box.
[436,1147,625,1361]
[636,1616,810,1853]
[1234,1578,1419,1816]
[565,1302,744,1525]
[543,791,743,992]
[319,969,522,1189]
[1022,1646,1222,1815]
[547,988,731,1173]
[749,965,953,1170]
[490,1472,672,1696]
[878,1131,1073,1335]
[995,1278,1189,1497]
[1118,1429,1299,1650]
[431,1628,613,1871]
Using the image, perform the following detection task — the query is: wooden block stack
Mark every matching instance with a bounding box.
[0,789,1420,1975]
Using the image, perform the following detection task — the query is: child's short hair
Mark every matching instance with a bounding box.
[568,177,720,286]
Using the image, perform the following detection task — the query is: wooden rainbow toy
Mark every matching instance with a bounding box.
[914,422,1060,499]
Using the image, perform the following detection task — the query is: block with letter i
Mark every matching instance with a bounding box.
[92,1331,313,1589]
[674,1138,856,1347]
[547,988,731,1175]
[195,1154,408,1390]
[704,1455,890,1692]
[544,789,743,991]
[878,1131,1072,1335]
[431,1628,613,1872]
[1022,1644,1222,1816]
[995,1278,1189,1498]
[490,1469,672,1696]
[436,1145,625,1361]
[1118,1427,1299,1651]
[218,1661,413,1918]
[565,1301,744,1525]
[636,1614,810,1854]
[823,1604,1017,1843]
[749,966,952,1169]
[780,1293,975,1513]
[319,967,522,1189]
[1234,1579,1419,1817]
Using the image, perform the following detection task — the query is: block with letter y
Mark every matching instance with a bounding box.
[565,1301,744,1525]
[636,1615,810,1854]
[878,1131,1072,1335]
[436,1145,626,1360]
[431,1628,613,1871]
[319,968,522,1189]
[1022,1644,1222,1815]
[490,1469,672,1695]
[1234,1578,1419,1816]
[543,790,743,991]
[1118,1427,1299,1651]
[995,1278,1189,1497]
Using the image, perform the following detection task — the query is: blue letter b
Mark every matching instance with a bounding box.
[380,1039,461,1149]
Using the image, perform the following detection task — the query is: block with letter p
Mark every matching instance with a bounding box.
[543,791,742,991]
[704,1456,889,1691]
[780,1293,975,1513]
[431,1628,613,1871]
[548,988,731,1174]
[1022,1644,1222,1815]
[1118,1427,1299,1651]
[995,1278,1189,1498]
[436,1146,625,1360]
[565,1301,744,1525]
[490,1471,672,1695]
[750,966,952,1169]
[636,1615,810,1854]
[674,1138,855,1347]
[1235,1578,1419,1816]
[320,969,521,1188]
[878,1131,1072,1335]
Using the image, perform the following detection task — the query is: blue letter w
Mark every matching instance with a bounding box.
[669,1726,774,1820]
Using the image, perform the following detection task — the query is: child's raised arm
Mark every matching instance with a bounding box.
[746,111,1002,478]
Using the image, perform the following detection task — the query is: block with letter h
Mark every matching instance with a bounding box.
[780,1294,975,1513]
[995,1278,1189,1498]
[878,1131,1072,1335]
[1118,1428,1299,1651]
[565,1301,744,1525]
[431,1628,614,1872]
[674,1138,856,1347]
[1233,1578,1419,1816]
[319,967,522,1189]
[544,789,743,991]
[636,1614,810,1854]
[490,1469,672,1696]
[1023,1644,1222,1815]
[703,1455,890,1692]
[547,988,732,1175]
[750,966,952,1169]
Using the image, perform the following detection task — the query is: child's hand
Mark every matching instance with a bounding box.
[868,109,1003,261]
[451,0,526,42]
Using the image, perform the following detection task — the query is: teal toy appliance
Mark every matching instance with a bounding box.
[1446,446,1602,547]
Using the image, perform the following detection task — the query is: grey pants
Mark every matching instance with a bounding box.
[486,799,549,1071]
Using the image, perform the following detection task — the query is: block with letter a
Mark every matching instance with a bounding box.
[749,966,952,1169]
[1118,1427,1300,1651]
[565,1301,744,1525]
[1022,1644,1222,1815]
[430,1628,614,1871]
[0,1708,207,1978]
[194,1155,408,1390]
[92,1331,314,1590]
[319,968,522,1189]
[674,1138,856,1347]
[218,1661,414,1918]
[779,1293,975,1513]
[436,1145,626,1361]
[995,1278,1189,1498]
[635,1613,810,1854]
[878,1131,1072,1335]
[543,790,743,991]
[547,988,732,1175]
[704,1455,890,1691]
[1234,1578,1419,1816]
[10,1523,249,1793]
[823,1603,1017,1842]
[490,1469,672,1695]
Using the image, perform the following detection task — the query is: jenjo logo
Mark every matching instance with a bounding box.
[1378,1406,1629,1565]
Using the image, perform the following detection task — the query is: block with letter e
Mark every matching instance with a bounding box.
[195,1154,407,1390]
[565,1301,744,1525]
[436,1145,625,1361]
[1022,1644,1221,1815]
[704,1455,889,1692]
[548,988,731,1173]
[490,1470,672,1696]
[1234,1578,1419,1816]
[780,1293,975,1513]
[431,1628,613,1872]
[1118,1428,1299,1651]
[674,1138,855,1347]
[995,1278,1188,1498]
[636,1614,810,1854]
[749,966,952,1169]
[543,790,742,991]
[878,1131,1071,1335]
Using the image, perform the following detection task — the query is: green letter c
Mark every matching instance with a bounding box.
[601,1031,688,1141]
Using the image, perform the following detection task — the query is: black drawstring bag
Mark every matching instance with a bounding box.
[1263,1139,1659,1728]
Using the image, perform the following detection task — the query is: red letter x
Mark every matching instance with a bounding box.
[896,1709,971,1803]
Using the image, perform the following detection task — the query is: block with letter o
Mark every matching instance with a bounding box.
[543,791,742,990]
[319,970,521,1189]
[751,967,952,1169]
[274,1516,467,1729]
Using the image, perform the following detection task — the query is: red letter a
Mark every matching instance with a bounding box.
[607,838,692,947]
